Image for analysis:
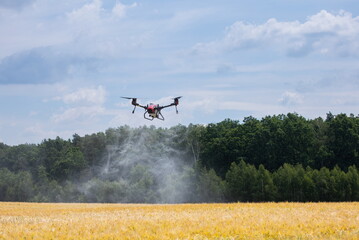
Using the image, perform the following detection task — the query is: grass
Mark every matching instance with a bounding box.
[0,202,358,239]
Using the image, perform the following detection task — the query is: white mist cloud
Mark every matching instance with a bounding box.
[97,126,196,203]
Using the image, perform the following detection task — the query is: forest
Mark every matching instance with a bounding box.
[0,112,358,203]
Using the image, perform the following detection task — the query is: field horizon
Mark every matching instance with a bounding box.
[1,202,358,239]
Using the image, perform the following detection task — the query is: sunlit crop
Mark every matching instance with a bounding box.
[0,202,358,239]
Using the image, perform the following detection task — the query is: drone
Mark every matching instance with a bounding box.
[121,96,182,121]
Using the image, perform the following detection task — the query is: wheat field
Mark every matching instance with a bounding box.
[0,202,358,239]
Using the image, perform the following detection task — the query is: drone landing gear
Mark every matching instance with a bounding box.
[143,111,164,121]
[144,112,154,121]
[157,112,165,121]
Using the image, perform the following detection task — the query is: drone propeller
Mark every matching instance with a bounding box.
[121,97,138,113]
[172,96,182,113]
[121,96,136,100]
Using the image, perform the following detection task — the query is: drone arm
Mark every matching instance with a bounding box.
[158,103,179,114]
[132,103,147,113]
[122,97,147,113]
[135,103,147,109]
[158,103,174,110]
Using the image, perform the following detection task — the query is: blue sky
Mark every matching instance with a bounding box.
[1,0,359,145]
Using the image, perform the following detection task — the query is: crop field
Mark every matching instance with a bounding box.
[0,202,358,239]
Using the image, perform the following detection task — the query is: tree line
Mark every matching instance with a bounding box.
[0,113,358,202]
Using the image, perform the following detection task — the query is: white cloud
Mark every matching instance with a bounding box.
[279,91,303,106]
[180,89,285,118]
[52,85,108,123]
[67,0,102,23]
[192,10,359,57]
[63,0,142,58]
[24,123,58,141]
[0,0,140,60]
[0,0,35,10]
[112,1,137,18]
[0,2,71,59]
[52,105,106,123]
[67,0,137,30]
[59,86,106,105]
[66,0,105,40]
[166,8,213,31]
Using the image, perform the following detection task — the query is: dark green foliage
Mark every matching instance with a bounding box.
[347,166,359,200]
[0,113,358,202]
[199,113,359,172]
[73,132,106,166]
[38,137,86,181]
[84,178,128,203]
[200,119,244,177]
[0,144,38,173]
[255,164,277,201]
[0,168,33,201]
[326,114,359,169]
[225,161,359,202]
[197,168,225,202]
[225,160,277,202]
[273,164,307,201]
[225,161,257,202]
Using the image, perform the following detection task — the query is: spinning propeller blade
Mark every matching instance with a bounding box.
[121,96,136,100]
[172,96,182,113]
[172,96,182,107]
[121,97,138,113]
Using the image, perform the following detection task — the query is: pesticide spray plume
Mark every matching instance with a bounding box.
[80,125,200,203]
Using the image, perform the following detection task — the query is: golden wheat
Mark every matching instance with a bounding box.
[0,202,358,239]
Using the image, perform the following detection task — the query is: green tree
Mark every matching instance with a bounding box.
[74,132,106,166]
[127,164,157,203]
[302,167,318,201]
[311,167,332,201]
[327,114,359,169]
[259,114,315,170]
[200,119,244,177]
[241,116,266,167]
[38,137,86,181]
[225,160,258,202]
[85,178,127,203]
[310,117,332,168]
[185,124,206,164]
[254,164,277,201]
[347,166,359,200]
[273,164,306,201]
[0,168,34,201]
[0,144,38,173]
[198,168,225,202]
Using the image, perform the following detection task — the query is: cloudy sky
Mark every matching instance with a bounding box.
[1,0,359,145]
